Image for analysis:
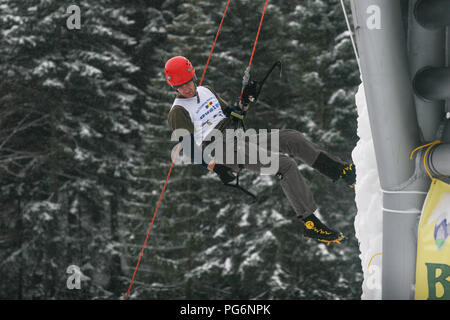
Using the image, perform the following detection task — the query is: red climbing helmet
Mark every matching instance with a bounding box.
[164,56,196,87]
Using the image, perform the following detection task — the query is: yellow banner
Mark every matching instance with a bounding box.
[415,179,450,300]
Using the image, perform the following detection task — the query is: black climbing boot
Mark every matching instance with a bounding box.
[312,152,356,187]
[301,212,344,245]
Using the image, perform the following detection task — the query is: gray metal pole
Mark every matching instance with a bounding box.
[412,0,450,179]
[350,0,425,299]
[413,67,450,100]
[428,144,450,175]
[414,0,450,29]
[408,0,446,142]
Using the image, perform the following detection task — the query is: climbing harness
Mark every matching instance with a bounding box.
[125,0,271,300]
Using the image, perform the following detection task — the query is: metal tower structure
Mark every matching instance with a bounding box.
[350,0,450,299]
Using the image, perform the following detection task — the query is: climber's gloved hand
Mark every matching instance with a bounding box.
[242,80,259,105]
[213,163,237,184]
[224,105,246,120]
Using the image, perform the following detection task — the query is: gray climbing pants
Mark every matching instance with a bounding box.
[207,123,333,218]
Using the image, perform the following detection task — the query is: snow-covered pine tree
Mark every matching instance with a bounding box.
[283,0,362,298]
[0,0,151,299]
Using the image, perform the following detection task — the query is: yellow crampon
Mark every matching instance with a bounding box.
[304,234,345,246]
[319,236,344,246]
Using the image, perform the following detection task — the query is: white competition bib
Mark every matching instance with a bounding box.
[171,86,226,146]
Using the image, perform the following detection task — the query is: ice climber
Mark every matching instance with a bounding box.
[164,56,356,245]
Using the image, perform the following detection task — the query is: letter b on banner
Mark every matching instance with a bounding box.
[426,263,450,300]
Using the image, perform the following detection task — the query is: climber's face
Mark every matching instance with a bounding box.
[176,81,196,98]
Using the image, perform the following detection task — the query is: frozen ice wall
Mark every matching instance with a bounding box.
[352,82,383,299]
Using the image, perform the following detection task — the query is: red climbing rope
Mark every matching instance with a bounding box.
[125,144,180,300]
[240,0,270,100]
[249,0,269,68]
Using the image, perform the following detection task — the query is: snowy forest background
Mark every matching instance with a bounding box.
[0,0,362,299]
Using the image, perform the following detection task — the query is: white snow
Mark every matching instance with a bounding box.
[239,252,261,271]
[270,209,290,227]
[43,78,64,88]
[222,257,232,275]
[270,264,287,290]
[33,61,56,76]
[80,65,103,78]
[213,226,226,238]
[74,147,89,161]
[301,71,324,86]
[328,89,346,105]
[238,211,250,227]
[352,82,383,299]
